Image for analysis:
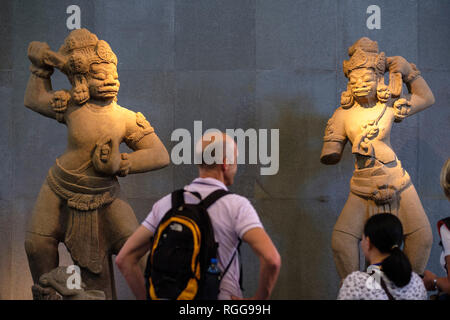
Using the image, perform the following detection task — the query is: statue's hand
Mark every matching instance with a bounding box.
[92,135,122,175]
[70,75,90,105]
[387,56,413,79]
[393,98,412,122]
[51,90,71,113]
[117,153,131,177]
[27,41,52,69]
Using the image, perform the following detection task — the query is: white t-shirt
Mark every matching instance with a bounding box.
[440,225,450,273]
[337,269,427,300]
[142,177,263,300]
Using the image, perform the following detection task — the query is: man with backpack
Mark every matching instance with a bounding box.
[116,132,281,300]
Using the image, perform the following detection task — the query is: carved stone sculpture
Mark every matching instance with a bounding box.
[24,29,170,299]
[321,37,435,280]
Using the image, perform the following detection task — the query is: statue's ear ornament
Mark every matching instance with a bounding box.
[376,81,391,103]
[68,52,90,74]
[71,75,90,105]
[95,40,118,65]
[375,52,386,75]
[340,83,354,109]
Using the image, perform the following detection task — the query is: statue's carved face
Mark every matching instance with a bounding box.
[348,68,377,99]
[87,62,120,100]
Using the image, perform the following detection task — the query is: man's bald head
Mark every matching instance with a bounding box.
[195,131,238,169]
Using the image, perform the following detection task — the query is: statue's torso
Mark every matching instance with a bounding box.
[343,103,397,166]
[58,102,128,172]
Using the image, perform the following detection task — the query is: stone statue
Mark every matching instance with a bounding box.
[24,29,170,299]
[320,37,435,280]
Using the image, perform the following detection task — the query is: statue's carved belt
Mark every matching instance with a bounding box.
[350,160,411,205]
[46,159,119,274]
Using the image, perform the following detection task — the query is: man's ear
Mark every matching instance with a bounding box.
[221,163,228,172]
[223,156,232,168]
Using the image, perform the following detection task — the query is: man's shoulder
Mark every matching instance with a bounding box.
[224,192,250,202]
[151,193,172,213]
[221,193,253,208]
[152,190,255,214]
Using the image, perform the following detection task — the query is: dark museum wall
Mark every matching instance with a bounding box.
[0,0,449,299]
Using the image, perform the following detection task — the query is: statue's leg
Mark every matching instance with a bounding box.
[104,190,139,255]
[331,230,359,280]
[106,195,148,271]
[107,190,151,296]
[332,192,367,280]
[398,184,432,275]
[79,190,139,300]
[24,181,65,284]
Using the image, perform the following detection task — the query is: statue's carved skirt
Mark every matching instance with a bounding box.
[46,159,119,274]
[350,159,411,205]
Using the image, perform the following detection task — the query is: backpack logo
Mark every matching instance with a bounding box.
[169,223,183,232]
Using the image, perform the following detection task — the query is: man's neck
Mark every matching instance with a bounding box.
[198,170,226,185]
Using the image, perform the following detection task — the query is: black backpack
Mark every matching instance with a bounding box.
[144,188,236,300]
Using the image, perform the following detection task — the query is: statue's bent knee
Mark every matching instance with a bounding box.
[25,232,58,258]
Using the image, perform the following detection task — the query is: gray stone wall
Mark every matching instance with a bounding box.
[0,0,448,299]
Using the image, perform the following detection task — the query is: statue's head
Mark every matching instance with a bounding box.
[340,37,390,108]
[58,29,120,104]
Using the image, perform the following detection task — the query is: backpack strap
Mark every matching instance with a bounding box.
[171,189,202,209]
[221,239,242,282]
[200,189,230,209]
[238,242,244,291]
[199,189,243,283]
[380,277,395,301]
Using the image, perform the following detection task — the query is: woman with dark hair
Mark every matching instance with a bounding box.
[338,213,427,300]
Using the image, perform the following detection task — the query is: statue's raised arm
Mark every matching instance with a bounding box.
[24,41,72,122]
[386,55,435,119]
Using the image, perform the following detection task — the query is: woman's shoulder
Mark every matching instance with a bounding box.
[411,271,422,280]
[409,272,427,289]
[338,271,380,300]
[388,272,427,300]
[385,271,423,288]
[345,271,370,280]
[341,271,371,289]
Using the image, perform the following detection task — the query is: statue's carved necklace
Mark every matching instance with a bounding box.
[352,103,388,158]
